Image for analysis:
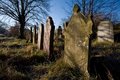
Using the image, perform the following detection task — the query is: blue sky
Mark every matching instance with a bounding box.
[0,0,68,28]
[49,0,68,28]
[1,0,120,28]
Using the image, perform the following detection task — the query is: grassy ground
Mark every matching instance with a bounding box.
[0,37,120,80]
[90,41,120,80]
[0,38,83,80]
[0,38,50,80]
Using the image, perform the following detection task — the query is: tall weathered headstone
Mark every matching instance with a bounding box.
[64,4,92,80]
[33,25,37,44]
[38,23,44,50]
[30,27,33,43]
[43,16,55,61]
[97,20,114,43]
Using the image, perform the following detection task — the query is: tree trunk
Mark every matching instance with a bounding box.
[89,0,94,15]
[19,20,25,39]
[82,0,86,15]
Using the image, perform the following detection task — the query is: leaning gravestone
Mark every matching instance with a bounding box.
[43,16,55,61]
[64,4,93,80]
[38,23,44,50]
[97,20,114,43]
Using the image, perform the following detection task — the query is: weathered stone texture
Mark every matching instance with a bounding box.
[64,4,92,80]
[38,23,44,50]
[43,16,55,60]
[97,21,114,43]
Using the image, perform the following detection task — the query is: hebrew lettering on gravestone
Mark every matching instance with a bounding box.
[38,23,44,50]
[64,4,93,80]
[43,16,55,61]
[97,21,114,43]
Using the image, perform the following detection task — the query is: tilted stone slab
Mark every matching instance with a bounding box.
[64,4,93,80]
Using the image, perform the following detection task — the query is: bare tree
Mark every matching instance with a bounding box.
[65,0,120,40]
[0,0,51,39]
[65,0,120,22]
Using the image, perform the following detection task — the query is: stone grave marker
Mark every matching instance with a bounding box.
[33,25,37,44]
[97,20,114,43]
[38,23,44,50]
[57,26,62,36]
[43,16,55,61]
[54,26,64,58]
[38,24,44,50]
[64,4,93,80]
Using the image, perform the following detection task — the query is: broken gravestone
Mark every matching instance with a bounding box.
[38,23,44,50]
[64,4,93,80]
[43,16,55,61]
[97,20,114,43]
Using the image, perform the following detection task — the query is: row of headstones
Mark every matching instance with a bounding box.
[30,4,114,80]
[30,17,63,61]
[30,19,114,47]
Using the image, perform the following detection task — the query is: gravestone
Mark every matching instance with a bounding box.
[33,25,37,44]
[54,26,64,58]
[56,26,63,40]
[43,16,55,61]
[64,4,93,80]
[97,20,114,43]
[38,23,44,50]
[57,26,62,36]
[30,27,33,43]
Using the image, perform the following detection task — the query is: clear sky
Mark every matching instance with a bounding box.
[1,0,120,28]
[49,0,68,28]
[0,0,68,28]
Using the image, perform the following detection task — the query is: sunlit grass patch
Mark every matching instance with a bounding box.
[44,58,83,80]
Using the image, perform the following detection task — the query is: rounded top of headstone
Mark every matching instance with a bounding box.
[73,4,80,13]
[58,26,62,29]
[46,16,54,25]
[47,16,52,21]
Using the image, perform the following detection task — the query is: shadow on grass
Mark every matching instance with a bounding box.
[0,75,30,80]
[90,56,120,80]
[0,54,49,80]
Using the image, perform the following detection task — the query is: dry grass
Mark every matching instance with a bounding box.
[0,38,49,80]
[0,37,120,80]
